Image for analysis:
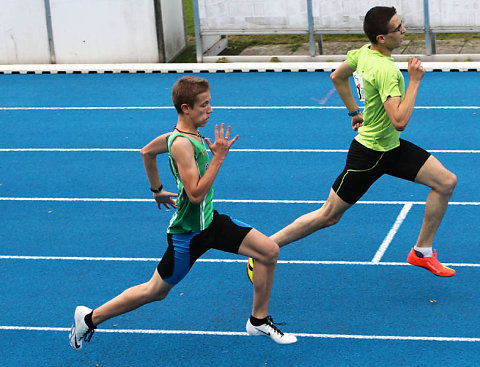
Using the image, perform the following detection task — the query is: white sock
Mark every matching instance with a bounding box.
[414,246,433,258]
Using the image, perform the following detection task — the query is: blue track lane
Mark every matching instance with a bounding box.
[0,70,479,366]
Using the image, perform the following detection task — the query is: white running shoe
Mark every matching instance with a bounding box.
[246,316,297,344]
[69,306,95,350]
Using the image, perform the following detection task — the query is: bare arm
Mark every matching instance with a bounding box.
[140,132,177,209]
[384,57,425,131]
[171,124,238,205]
[330,61,364,131]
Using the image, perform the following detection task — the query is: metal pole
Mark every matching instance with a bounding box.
[192,0,203,62]
[44,0,56,64]
[423,0,436,55]
[307,0,315,56]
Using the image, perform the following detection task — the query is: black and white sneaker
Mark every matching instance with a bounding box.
[246,316,297,344]
[69,306,95,350]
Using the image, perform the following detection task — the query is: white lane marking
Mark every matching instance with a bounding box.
[372,203,413,263]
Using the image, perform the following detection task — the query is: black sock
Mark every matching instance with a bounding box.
[250,315,268,326]
[84,312,96,329]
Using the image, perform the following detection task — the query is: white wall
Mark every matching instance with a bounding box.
[0,0,186,64]
[0,0,51,64]
[312,0,424,32]
[429,0,480,30]
[160,0,187,62]
[197,0,480,34]
[198,0,310,34]
[50,0,159,63]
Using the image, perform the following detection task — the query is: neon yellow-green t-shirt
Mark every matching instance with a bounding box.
[347,44,405,151]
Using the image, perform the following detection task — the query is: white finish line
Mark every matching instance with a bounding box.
[1,325,478,342]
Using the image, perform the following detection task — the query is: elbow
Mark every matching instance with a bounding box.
[391,120,407,131]
[140,146,154,158]
[185,187,207,205]
[188,194,205,205]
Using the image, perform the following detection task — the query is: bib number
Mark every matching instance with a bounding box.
[353,72,365,102]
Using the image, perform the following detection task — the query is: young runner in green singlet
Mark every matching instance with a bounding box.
[166,133,214,233]
[69,76,297,350]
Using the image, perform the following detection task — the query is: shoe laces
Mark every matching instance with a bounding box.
[265,316,285,336]
[84,328,95,343]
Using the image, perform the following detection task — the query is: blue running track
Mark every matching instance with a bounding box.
[1,69,479,366]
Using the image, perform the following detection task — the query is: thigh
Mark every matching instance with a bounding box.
[237,228,278,260]
[385,139,431,181]
[209,210,253,254]
[147,269,174,294]
[414,154,455,190]
[332,139,385,204]
[157,232,204,286]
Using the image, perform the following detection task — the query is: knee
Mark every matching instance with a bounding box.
[438,172,457,196]
[151,288,170,302]
[260,241,280,265]
[143,281,171,302]
[325,213,342,227]
[316,207,343,228]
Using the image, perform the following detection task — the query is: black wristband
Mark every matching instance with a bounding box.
[150,184,163,193]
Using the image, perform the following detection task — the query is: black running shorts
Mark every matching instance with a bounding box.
[157,210,252,285]
[332,138,431,204]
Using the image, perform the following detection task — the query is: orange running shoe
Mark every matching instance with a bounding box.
[407,249,455,277]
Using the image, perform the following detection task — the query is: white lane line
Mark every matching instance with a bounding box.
[0,256,479,268]
[0,148,140,152]
[0,148,479,153]
[1,197,479,205]
[1,106,480,111]
[372,203,413,263]
[1,326,478,342]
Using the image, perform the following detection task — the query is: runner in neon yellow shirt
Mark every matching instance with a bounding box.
[247,6,457,280]
[348,43,404,151]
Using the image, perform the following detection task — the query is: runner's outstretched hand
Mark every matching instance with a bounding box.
[204,123,239,162]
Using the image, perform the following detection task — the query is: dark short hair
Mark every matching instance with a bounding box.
[171,76,210,114]
[363,6,397,44]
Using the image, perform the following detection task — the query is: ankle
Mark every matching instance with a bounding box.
[414,246,433,258]
[250,315,268,326]
[85,311,97,329]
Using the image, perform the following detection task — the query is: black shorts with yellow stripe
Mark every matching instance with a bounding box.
[332,138,431,204]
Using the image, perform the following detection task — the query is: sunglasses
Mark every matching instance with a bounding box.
[387,22,403,34]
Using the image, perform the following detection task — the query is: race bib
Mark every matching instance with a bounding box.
[353,72,365,102]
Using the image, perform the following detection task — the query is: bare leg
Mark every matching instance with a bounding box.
[238,229,279,319]
[271,188,353,248]
[414,155,457,248]
[91,270,173,326]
